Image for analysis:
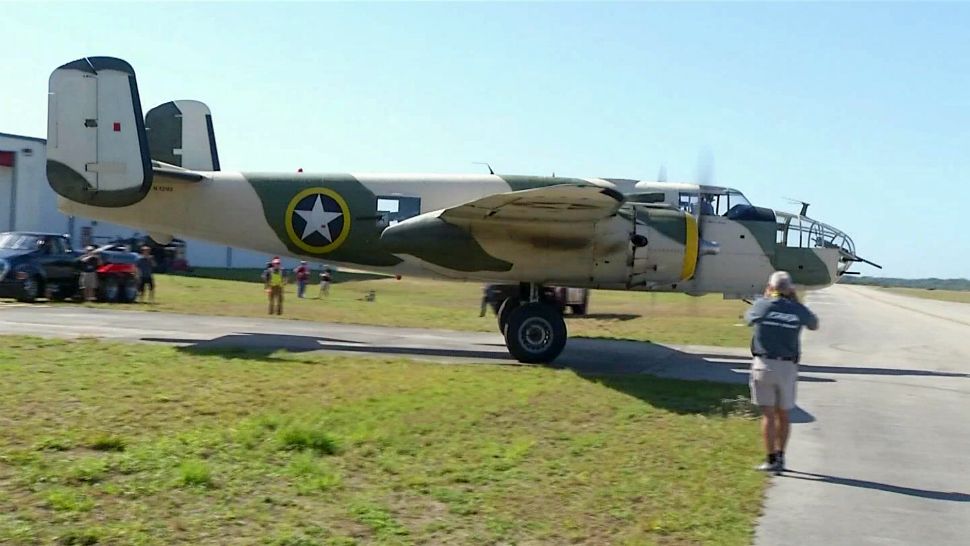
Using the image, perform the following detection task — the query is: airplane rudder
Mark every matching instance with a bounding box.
[146,100,219,171]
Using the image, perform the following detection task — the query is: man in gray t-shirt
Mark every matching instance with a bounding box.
[745,271,819,472]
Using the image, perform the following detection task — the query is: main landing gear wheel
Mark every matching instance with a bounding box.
[503,302,567,364]
[496,297,520,334]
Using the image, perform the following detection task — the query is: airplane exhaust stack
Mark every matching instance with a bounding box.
[700,239,720,256]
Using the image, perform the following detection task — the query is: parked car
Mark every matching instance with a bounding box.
[0,232,140,303]
[106,236,190,273]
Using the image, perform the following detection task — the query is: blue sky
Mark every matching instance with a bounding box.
[4,2,968,278]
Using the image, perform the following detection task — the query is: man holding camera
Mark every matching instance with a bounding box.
[745,271,819,472]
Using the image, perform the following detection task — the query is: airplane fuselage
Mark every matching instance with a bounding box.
[58,170,842,299]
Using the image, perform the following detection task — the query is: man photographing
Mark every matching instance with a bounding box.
[745,271,819,472]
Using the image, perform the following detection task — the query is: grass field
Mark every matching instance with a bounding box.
[72,268,751,347]
[0,337,765,545]
[881,287,970,304]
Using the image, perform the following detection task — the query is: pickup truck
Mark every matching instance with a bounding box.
[0,232,140,303]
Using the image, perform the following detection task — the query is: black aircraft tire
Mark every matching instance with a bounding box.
[496,298,520,335]
[504,302,567,364]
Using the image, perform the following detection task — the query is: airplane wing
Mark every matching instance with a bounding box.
[440,184,625,223]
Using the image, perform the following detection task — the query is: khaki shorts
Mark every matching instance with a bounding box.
[749,357,798,410]
[80,272,98,290]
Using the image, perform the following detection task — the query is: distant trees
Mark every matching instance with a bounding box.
[839,276,970,291]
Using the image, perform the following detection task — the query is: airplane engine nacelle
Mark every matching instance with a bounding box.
[589,206,702,288]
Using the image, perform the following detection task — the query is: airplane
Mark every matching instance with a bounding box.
[43,56,875,364]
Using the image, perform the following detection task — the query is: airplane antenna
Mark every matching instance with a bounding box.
[784,197,810,216]
[473,162,495,175]
[657,164,668,183]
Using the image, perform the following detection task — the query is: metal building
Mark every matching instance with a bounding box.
[1,131,269,268]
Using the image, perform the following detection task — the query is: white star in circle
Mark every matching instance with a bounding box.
[295,195,343,242]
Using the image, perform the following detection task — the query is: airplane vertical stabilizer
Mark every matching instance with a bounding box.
[146,100,220,171]
[47,56,152,207]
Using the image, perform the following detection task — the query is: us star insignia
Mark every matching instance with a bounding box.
[285,188,351,253]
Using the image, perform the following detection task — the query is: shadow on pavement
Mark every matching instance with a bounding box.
[692,353,969,379]
[141,333,511,362]
[782,470,970,502]
[140,332,805,419]
[566,313,640,321]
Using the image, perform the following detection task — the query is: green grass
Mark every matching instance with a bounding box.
[63,267,751,347]
[882,287,970,304]
[178,459,214,488]
[0,336,765,545]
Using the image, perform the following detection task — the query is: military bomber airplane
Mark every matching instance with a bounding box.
[44,56,872,363]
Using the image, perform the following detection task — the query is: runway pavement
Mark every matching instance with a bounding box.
[0,299,752,381]
[1,284,968,544]
[755,285,970,546]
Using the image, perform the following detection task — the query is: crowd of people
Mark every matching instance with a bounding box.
[260,257,333,315]
[78,244,158,303]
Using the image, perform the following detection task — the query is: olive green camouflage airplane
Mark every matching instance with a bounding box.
[45,56,876,363]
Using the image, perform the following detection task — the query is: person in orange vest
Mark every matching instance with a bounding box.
[264,257,285,315]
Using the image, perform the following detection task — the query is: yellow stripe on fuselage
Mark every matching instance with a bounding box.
[680,213,699,280]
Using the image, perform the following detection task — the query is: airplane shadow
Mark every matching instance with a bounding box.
[141,333,510,363]
[691,353,970,379]
[566,313,640,321]
[140,332,777,418]
[781,470,970,502]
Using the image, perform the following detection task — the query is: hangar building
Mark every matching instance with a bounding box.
[1,131,269,268]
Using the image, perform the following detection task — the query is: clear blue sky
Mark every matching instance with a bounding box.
[5,2,968,278]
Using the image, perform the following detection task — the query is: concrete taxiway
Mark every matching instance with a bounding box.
[1,284,968,544]
[756,285,970,546]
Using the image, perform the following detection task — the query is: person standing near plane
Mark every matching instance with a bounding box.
[745,271,819,472]
[79,245,101,302]
[136,245,156,303]
[265,257,285,315]
[294,260,310,299]
[318,266,332,298]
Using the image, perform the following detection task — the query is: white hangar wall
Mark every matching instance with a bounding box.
[1,132,270,269]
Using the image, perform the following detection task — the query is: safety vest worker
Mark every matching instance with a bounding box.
[269,269,284,287]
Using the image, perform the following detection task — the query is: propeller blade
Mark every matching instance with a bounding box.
[696,148,714,186]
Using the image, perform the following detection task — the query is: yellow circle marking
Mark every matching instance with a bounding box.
[284,187,352,254]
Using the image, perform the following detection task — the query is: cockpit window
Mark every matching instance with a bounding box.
[683,189,753,216]
[724,190,751,212]
[679,192,699,214]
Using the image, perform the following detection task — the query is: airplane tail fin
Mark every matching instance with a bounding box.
[47,56,152,207]
[146,100,221,171]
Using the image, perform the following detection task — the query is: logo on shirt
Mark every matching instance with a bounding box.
[284,188,351,254]
[765,311,799,323]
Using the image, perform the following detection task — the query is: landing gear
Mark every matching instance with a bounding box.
[498,283,568,364]
[496,297,520,334]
